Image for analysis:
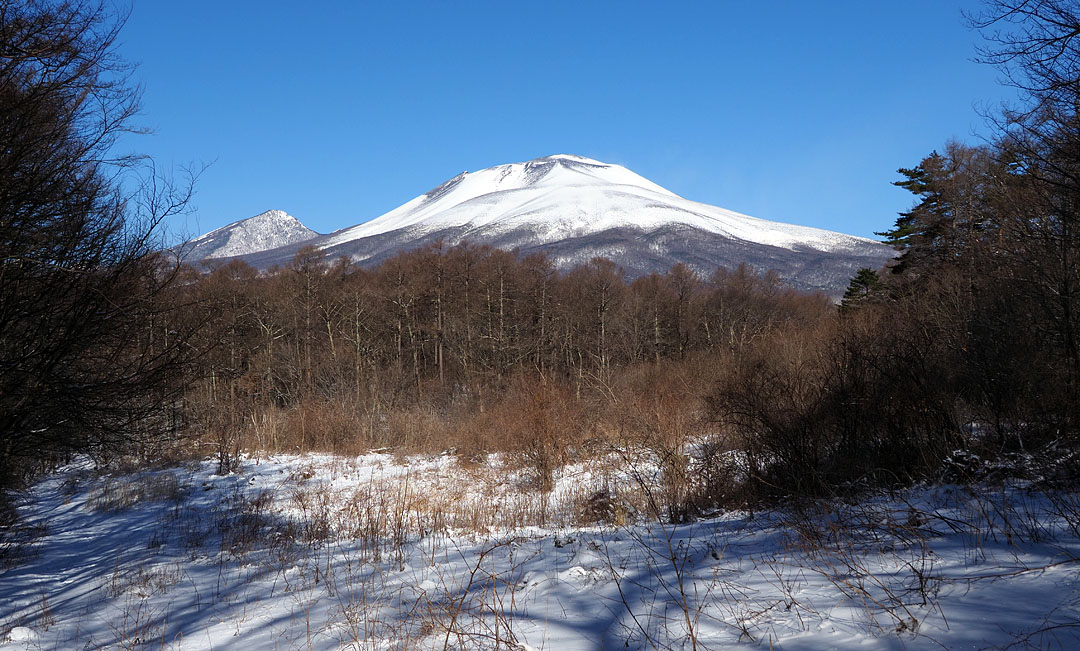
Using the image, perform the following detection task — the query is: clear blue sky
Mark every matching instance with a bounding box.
[117,1,1010,241]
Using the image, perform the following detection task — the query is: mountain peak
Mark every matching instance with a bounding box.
[326,154,682,245]
[250,209,296,222]
[540,154,608,165]
[187,209,318,262]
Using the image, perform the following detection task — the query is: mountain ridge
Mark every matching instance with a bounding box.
[186,155,895,296]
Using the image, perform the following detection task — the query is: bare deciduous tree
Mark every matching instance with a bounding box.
[0,1,199,495]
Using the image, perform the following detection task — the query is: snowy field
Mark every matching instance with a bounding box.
[1,452,1079,649]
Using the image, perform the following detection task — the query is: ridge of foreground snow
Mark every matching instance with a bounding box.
[2,453,1078,649]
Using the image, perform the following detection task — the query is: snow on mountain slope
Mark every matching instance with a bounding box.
[322,154,875,254]
[187,156,894,296]
[186,209,318,261]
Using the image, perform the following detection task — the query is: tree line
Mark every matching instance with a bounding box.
[181,246,828,472]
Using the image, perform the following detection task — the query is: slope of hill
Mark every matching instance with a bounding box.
[323,154,861,252]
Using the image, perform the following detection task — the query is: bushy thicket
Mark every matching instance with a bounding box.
[709,261,1066,497]
[180,247,828,475]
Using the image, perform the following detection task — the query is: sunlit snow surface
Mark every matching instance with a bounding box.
[324,154,875,253]
[2,453,1079,649]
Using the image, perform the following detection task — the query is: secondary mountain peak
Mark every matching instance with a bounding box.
[185,209,318,262]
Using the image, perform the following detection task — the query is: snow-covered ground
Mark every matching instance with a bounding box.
[1,452,1078,649]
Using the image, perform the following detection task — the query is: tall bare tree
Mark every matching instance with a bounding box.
[0,1,197,494]
[971,0,1080,426]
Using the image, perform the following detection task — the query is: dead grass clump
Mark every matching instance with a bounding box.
[199,399,389,464]
[578,489,631,526]
[107,561,183,599]
[217,489,276,556]
[382,405,445,452]
[416,539,526,649]
[286,464,317,483]
[610,358,736,522]
[491,373,588,493]
[269,401,369,455]
[439,409,502,464]
[87,472,188,513]
[289,488,333,544]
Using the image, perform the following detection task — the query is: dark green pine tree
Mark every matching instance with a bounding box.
[840,268,884,312]
[877,143,1000,277]
[876,151,946,274]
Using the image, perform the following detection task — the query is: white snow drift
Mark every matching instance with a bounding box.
[1,453,1078,649]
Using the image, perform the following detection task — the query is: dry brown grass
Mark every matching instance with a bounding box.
[87,472,188,513]
[185,355,745,530]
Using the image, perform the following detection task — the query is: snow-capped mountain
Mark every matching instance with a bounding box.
[197,156,895,295]
[184,209,318,261]
[324,154,863,253]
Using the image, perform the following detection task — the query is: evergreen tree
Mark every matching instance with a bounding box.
[877,153,942,251]
[840,268,884,311]
[877,142,1001,276]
